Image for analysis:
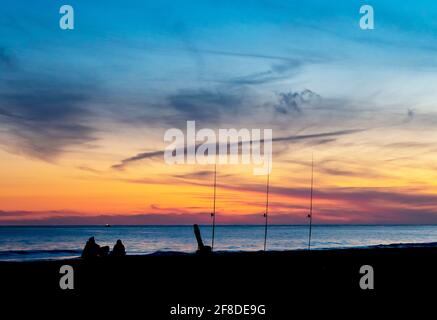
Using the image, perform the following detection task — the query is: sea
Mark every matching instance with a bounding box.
[1,225,437,261]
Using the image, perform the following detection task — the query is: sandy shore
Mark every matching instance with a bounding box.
[1,244,435,315]
[1,244,436,290]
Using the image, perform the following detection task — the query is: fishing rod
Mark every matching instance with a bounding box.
[211,163,217,251]
[308,155,314,250]
[263,166,270,251]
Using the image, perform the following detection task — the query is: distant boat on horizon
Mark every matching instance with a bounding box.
[105,224,112,228]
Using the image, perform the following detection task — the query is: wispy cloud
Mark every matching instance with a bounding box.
[274,89,321,115]
[173,170,215,179]
[0,73,99,160]
[0,210,282,225]
[111,128,363,170]
[222,183,437,210]
[167,89,244,125]
[225,61,302,86]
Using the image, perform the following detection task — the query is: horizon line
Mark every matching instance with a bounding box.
[2,223,437,227]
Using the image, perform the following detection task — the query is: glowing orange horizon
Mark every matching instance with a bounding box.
[2,129,437,225]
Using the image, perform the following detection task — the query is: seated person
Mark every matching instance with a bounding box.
[81,236,100,259]
[110,239,126,257]
[81,236,110,259]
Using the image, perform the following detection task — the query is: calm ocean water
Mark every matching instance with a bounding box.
[1,225,437,261]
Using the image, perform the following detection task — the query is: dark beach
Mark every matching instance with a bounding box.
[1,243,436,316]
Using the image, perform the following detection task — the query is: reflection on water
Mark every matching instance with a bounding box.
[1,225,437,260]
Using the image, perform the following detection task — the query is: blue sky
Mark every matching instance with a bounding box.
[2,0,437,158]
[3,1,437,224]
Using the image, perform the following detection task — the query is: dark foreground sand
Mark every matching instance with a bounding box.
[1,244,436,316]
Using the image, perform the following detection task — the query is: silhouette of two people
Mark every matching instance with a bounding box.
[82,225,210,259]
[81,237,125,259]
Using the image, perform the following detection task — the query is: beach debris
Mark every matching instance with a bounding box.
[193,224,212,254]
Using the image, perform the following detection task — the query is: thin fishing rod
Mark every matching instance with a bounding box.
[263,166,270,251]
[211,163,217,250]
[308,155,314,250]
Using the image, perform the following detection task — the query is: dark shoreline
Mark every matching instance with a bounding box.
[2,244,437,287]
[1,244,435,315]
[2,240,437,263]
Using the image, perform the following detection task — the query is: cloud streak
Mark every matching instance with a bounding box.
[0,73,98,160]
[167,89,244,125]
[111,128,363,170]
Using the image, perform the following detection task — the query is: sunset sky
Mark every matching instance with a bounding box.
[2,0,437,224]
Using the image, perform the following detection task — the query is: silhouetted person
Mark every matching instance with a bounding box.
[81,236,110,259]
[81,236,100,259]
[193,224,212,254]
[110,239,126,257]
